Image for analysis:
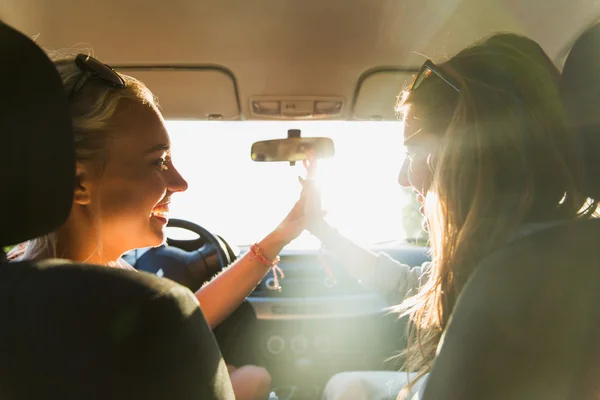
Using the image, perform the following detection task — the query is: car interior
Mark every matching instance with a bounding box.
[2,1,600,399]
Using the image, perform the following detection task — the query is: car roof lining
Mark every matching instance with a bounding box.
[2,0,598,121]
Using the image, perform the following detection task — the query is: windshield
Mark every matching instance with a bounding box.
[167,120,422,249]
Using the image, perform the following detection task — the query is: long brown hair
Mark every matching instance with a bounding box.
[395,33,596,397]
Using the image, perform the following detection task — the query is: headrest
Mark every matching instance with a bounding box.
[0,22,75,247]
[561,20,600,199]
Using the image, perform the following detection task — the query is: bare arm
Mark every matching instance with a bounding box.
[194,231,285,329]
[194,159,321,329]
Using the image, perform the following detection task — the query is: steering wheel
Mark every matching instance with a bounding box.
[166,219,230,264]
[134,218,232,291]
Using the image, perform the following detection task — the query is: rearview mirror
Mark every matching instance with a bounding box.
[251,137,335,163]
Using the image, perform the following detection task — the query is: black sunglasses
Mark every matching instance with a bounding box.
[69,54,126,99]
[409,59,460,93]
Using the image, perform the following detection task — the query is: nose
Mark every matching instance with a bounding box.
[167,165,189,193]
[398,158,411,187]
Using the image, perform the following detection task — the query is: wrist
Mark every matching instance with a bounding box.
[309,218,333,239]
[258,231,286,261]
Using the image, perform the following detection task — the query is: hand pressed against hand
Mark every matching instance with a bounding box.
[273,154,324,244]
[298,154,325,229]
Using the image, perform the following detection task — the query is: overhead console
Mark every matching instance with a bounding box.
[249,67,419,121]
[249,96,345,120]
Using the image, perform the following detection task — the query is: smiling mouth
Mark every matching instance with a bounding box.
[151,202,170,220]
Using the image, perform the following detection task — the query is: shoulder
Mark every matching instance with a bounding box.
[114,258,137,271]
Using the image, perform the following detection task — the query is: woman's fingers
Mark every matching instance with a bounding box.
[301,149,318,179]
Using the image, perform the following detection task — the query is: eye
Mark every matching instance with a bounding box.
[152,155,171,171]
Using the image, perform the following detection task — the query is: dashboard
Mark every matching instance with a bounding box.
[239,246,430,396]
[248,247,429,318]
[126,236,430,398]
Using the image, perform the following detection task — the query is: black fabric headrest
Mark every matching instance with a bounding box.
[0,22,74,246]
[561,20,600,199]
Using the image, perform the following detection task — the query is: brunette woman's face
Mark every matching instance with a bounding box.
[398,113,439,216]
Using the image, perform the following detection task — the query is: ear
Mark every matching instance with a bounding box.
[74,162,92,205]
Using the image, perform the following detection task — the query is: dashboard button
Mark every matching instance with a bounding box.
[291,335,309,354]
[266,335,285,355]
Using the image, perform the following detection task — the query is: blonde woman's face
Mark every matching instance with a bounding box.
[398,113,439,216]
[85,101,188,256]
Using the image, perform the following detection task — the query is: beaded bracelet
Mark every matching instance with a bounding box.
[250,243,284,291]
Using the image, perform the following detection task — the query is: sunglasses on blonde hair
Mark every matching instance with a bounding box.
[409,59,460,93]
[69,54,126,99]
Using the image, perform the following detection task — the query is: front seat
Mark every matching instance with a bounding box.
[420,219,600,400]
[420,24,600,400]
[0,21,234,400]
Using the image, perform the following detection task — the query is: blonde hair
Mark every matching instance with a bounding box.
[394,33,597,397]
[13,50,157,261]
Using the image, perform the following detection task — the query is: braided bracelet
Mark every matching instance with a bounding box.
[250,243,285,292]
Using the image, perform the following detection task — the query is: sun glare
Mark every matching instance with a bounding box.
[166,120,411,248]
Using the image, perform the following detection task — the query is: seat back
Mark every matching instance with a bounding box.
[0,21,74,247]
[0,260,234,400]
[0,21,234,399]
[422,219,600,400]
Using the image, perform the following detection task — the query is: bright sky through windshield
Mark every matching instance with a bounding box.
[166,120,414,248]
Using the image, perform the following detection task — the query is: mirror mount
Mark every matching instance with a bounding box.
[287,129,301,165]
[287,129,301,138]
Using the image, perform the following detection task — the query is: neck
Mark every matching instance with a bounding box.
[55,205,121,265]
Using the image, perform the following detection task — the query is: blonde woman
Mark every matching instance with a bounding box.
[317,32,596,400]
[9,52,315,400]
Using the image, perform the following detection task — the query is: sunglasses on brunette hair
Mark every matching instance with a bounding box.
[409,59,460,93]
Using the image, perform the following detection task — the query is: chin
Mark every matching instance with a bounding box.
[148,230,167,247]
[130,229,166,251]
